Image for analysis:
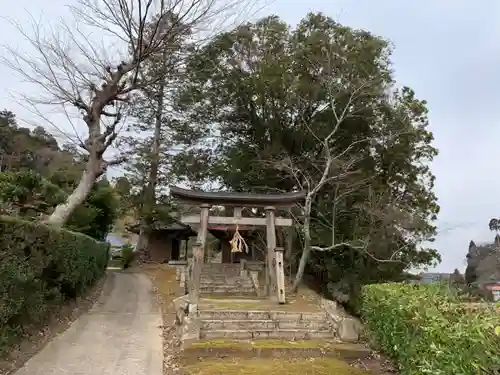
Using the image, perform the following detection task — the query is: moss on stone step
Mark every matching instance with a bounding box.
[184,358,371,375]
[189,339,344,349]
[181,339,371,363]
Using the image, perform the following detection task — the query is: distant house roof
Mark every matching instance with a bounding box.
[418,273,450,284]
[126,220,196,238]
[407,272,451,285]
[106,233,126,247]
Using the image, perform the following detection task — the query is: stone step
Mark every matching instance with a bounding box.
[199,329,334,340]
[200,278,253,284]
[200,276,251,282]
[180,340,371,363]
[201,319,331,330]
[198,310,327,321]
[200,283,254,290]
[200,274,243,280]
[202,269,242,274]
[203,263,242,268]
[200,284,254,291]
[200,287,256,295]
[202,267,242,273]
[201,274,242,279]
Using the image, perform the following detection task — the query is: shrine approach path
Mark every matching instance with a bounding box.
[13,270,163,375]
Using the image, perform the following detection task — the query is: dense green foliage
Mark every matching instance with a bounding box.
[0,215,109,353]
[0,111,118,240]
[173,13,440,298]
[0,169,66,217]
[361,283,500,375]
[66,180,119,241]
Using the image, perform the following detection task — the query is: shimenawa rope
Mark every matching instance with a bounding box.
[229,224,249,253]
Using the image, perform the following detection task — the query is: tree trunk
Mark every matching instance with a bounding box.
[136,225,152,263]
[135,75,166,259]
[292,198,312,292]
[44,166,97,226]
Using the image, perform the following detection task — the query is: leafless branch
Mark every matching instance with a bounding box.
[1,0,262,226]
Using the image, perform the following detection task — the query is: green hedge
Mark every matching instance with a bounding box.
[361,283,500,375]
[0,215,109,353]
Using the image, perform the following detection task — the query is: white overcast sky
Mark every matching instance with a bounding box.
[1,0,499,273]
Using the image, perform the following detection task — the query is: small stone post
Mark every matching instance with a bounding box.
[265,206,277,298]
[240,258,247,277]
[274,247,286,304]
[188,242,204,312]
[198,203,210,262]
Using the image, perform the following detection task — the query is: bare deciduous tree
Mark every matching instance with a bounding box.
[271,48,423,292]
[2,0,255,226]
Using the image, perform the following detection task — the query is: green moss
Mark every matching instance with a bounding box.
[187,339,364,351]
[184,358,370,375]
[189,339,326,349]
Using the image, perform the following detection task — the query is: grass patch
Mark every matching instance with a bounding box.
[184,358,370,375]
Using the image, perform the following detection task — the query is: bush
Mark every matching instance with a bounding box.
[0,170,66,217]
[121,244,135,269]
[361,283,500,375]
[66,179,118,241]
[0,170,118,242]
[0,215,109,353]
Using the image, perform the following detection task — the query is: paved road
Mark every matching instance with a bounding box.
[14,271,163,375]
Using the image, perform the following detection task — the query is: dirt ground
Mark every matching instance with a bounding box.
[0,275,107,375]
[141,264,185,374]
[142,264,399,375]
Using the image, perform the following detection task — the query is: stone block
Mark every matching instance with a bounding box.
[301,312,327,321]
[180,315,201,347]
[307,330,335,339]
[202,330,252,339]
[270,312,301,321]
[252,330,271,338]
[173,295,190,324]
[247,311,270,320]
[267,329,297,339]
[277,321,329,330]
[337,317,363,343]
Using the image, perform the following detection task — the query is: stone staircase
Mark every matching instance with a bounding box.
[200,263,258,297]
[198,309,335,340]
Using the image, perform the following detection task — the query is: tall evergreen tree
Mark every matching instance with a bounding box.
[173,13,440,296]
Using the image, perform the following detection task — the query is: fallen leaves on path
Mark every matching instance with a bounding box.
[141,264,184,375]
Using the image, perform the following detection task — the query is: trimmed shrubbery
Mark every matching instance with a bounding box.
[361,282,500,375]
[0,215,109,353]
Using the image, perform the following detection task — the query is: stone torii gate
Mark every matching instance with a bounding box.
[170,186,306,306]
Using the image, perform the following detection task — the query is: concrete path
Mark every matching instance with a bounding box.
[14,271,163,375]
